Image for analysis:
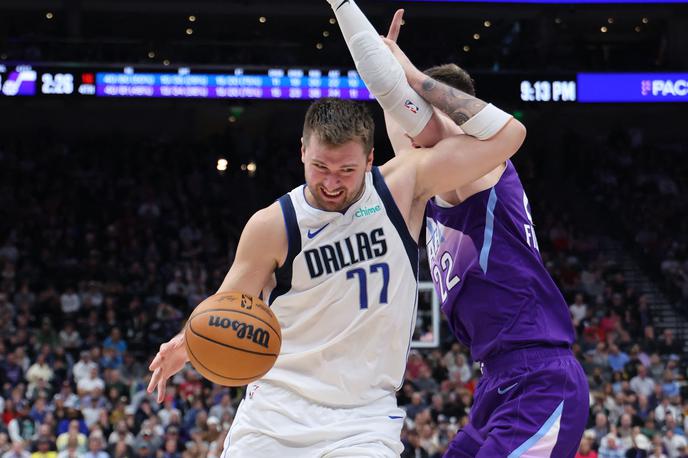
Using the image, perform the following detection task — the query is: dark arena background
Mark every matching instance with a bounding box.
[0,0,687,457]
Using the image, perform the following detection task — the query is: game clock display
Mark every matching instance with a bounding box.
[520,79,577,102]
[41,73,75,95]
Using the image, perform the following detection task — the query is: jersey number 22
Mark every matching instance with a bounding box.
[433,252,460,303]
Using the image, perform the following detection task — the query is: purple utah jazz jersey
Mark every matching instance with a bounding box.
[425,161,574,362]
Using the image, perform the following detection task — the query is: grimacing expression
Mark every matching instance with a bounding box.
[301,136,373,212]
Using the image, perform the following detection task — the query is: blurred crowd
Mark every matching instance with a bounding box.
[590,130,688,309]
[0,130,685,458]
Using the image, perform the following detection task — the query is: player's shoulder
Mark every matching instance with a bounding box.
[243,202,286,243]
[252,200,282,223]
[379,148,429,202]
[239,201,289,264]
[378,148,420,180]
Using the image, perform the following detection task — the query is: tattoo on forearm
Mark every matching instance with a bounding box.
[418,77,487,126]
[421,79,436,92]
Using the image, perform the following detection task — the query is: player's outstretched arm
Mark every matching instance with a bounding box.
[380,37,505,137]
[378,38,525,198]
[327,0,436,139]
[214,203,285,296]
[382,10,412,155]
[147,203,286,403]
[382,10,451,155]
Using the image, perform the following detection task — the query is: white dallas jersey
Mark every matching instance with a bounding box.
[261,167,419,407]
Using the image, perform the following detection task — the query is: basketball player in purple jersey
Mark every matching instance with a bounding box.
[328,3,589,457]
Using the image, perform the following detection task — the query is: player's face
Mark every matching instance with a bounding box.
[301,137,373,212]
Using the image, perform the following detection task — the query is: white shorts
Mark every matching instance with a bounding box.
[222,382,406,458]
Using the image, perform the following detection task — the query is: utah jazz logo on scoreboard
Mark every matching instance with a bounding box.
[0,65,37,96]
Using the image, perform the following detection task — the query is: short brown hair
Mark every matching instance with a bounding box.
[423,64,476,96]
[303,98,374,153]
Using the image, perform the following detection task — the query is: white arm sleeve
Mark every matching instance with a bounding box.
[329,0,432,137]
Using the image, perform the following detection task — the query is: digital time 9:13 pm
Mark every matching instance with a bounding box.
[520,80,576,102]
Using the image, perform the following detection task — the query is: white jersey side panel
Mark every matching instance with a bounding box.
[260,168,418,407]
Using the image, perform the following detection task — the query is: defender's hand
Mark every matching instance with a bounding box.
[386,9,405,43]
[147,333,189,403]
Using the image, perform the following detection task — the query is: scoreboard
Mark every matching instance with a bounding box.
[1,63,686,104]
[0,64,372,101]
[96,68,374,100]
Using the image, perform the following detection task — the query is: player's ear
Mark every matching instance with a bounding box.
[300,137,306,164]
[365,148,374,171]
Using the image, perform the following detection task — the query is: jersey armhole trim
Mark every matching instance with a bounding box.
[269,194,301,304]
[372,167,419,280]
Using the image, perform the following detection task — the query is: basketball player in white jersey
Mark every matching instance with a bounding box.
[147,60,525,458]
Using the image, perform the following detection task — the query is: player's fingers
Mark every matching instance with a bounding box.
[147,367,160,394]
[386,9,404,42]
[149,352,162,371]
[156,374,167,403]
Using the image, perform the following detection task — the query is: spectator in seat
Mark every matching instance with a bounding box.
[631,365,656,398]
[401,429,429,458]
[7,402,35,445]
[586,412,611,447]
[609,345,631,373]
[576,437,598,458]
[599,429,628,458]
[82,431,108,458]
[571,293,588,327]
[657,329,681,357]
[2,440,30,458]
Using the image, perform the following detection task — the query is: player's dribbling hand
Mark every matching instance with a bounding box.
[147,333,189,403]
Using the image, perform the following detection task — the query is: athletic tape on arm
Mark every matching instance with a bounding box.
[329,0,432,137]
[349,31,432,137]
[461,104,513,140]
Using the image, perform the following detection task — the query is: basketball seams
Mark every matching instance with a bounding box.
[190,308,282,343]
[185,292,281,387]
[185,336,271,383]
[188,293,278,325]
[187,321,279,357]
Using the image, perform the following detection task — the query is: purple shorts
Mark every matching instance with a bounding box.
[445,347,589,458]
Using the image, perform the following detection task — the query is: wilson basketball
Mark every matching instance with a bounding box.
[185,291,281,386]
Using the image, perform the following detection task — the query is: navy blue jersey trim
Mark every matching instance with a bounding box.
[269,194,301,304]
[371,167,418,280]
